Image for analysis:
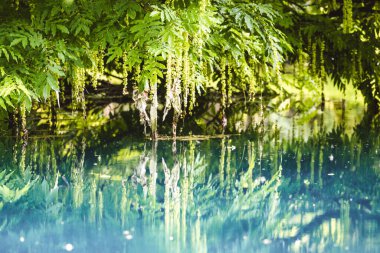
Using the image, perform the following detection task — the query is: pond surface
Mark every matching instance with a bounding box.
[0,104,379,253]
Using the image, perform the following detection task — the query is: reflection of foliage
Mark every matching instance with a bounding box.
[0,169,37,209]
[0,114,379,252]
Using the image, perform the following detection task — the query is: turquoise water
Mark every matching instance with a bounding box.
[0,112,380,252]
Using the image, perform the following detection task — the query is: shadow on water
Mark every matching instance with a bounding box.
[0,100,379,253]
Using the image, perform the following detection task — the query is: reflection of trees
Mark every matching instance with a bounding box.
[0,113,379,252]
[148,141,158,211]
[162,156,180,243]
[72,137,86,209]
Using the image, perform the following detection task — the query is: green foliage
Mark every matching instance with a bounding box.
[0,169,38,209]
[267,0,380,110]
[1,0,378,136]
[0,0,290,135]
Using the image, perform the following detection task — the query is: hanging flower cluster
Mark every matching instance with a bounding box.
[72,66,86,117]
[122,51,129,95]
[343,0,353,34]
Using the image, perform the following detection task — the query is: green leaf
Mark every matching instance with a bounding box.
[74,25,82,36]
[57,24,69,34]
[10,38,23,47]
[2,48,9,61]
[51,24,57,36]
[0,67,5,76]
[47,73,59,92]
[43,84,51,100]
[25,98,32,111]
[4,97,14,108]
[244,15,253,32]
[21,38,28,48]
[0,98,6,110]
[82,25,90,35]
[106,47,123,64]
[47,64,65,77]
[127,9,137,19]
[58,52,65,63]
[18,84,33,101]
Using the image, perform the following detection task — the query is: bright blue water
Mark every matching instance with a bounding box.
[0,120,379,253]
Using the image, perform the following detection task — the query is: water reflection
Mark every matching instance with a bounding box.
[0,114,379,253]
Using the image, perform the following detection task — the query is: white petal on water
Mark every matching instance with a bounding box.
[125,234,133,240]
[123,230,133,240]
[64,243,74,252]
[328,173,335,176]
[19,236,25,242]
[169,236,174,241]
[262,239,272,245]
